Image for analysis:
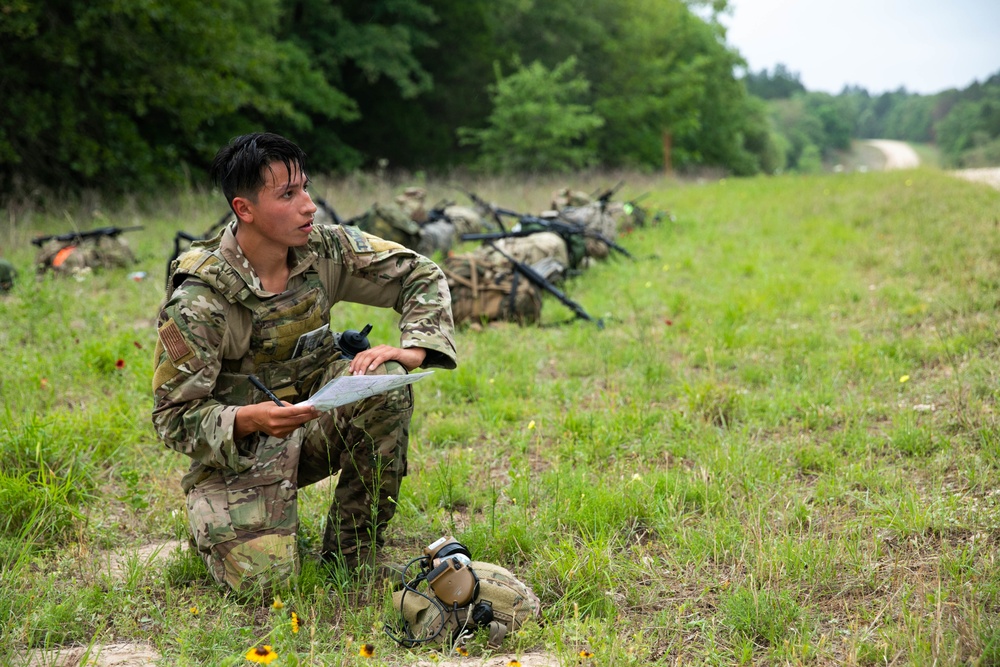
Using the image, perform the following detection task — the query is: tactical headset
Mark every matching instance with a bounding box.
[384,536,498,647]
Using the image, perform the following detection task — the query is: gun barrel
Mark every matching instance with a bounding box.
[487,242,601,327]
[31,225,144,247]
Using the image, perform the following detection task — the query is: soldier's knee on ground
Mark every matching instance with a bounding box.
[207,533,299,595]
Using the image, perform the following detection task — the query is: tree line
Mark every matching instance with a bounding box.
[4,2,995,199]
[0,0,776,197]
[745,65,1000,172]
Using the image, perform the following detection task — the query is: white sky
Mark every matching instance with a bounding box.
[719,0,1000,95]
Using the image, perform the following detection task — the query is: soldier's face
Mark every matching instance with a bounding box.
[242,161,318,247]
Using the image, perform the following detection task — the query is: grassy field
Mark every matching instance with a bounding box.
[2,167,999,666]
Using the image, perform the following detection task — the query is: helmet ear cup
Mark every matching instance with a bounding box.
[434,540,472,563]
[426,557,479,607]
[423,536,472,564]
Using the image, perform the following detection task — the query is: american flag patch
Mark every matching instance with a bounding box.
[158,318,193,364]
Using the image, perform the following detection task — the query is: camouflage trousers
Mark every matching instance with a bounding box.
[185,360,413,594]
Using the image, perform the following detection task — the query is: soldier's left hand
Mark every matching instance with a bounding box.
[350,345,427,375]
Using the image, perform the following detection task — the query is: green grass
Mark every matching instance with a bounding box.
[2,167,999,665]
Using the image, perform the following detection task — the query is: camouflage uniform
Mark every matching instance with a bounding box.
[559,202,618,260]
[395,187,428,223]
[442,205,491,236]
[35,236,136,276]
[152,222,456,593]
[472,232,569,273]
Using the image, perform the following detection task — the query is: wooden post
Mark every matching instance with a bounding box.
[662,130,673,175]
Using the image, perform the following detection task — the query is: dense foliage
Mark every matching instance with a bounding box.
[4,1,997,195]
[0,0,777,195]
[748,64,1000,170]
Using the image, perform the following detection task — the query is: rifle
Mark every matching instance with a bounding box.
[424,200,456,225]
[462,209,633,260]
[31,225,144,247]
[315,196,343,225]
[451,185,507,232]
[486,241,603,328]
[591,180,625,205]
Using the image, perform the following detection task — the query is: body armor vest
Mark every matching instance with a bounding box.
[169,242,339,406]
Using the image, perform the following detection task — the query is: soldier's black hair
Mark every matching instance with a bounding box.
[210,132,308,211]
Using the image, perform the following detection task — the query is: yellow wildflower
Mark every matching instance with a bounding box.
[455,646,469,656]
[246,646,278,664]
[188,606,198,616]
[291,611,300,634]
[271,596,284,610]
[508,661,522,667]
[528,420,536,430]
[579,649,595,660]
[899,375,910,384]
[359,643,376,658]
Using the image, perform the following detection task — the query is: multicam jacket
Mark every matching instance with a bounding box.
[152,222,456,492]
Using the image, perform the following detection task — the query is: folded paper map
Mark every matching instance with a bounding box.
[296,371,433,411]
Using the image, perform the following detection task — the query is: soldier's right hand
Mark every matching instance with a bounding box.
[235,402,320,439]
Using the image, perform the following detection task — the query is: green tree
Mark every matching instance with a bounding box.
[767,97,825,171]
[457,57,605,173]
[276,0,440,170]
[744,64,807,100]
[0,0,354,195]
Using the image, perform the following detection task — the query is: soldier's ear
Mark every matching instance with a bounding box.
[231,197,253,224]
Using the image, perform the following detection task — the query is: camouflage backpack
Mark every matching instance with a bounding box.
[550,187,592,210]
[35,236,136,276]
[395,187,428,223]
[392,561,541,649]
[416,220,455,257]
[351,203,423,251]
[443,254,542,326]
[442,204,491,236]
[516,218,587,269]
[558,203,617,261]
[472,232,569,280]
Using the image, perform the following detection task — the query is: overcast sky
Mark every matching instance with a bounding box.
[719,0,1000,95]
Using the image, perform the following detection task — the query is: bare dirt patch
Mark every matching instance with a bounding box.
[19,642,160,666]
[103,539,188,580]
[413,653,561,667]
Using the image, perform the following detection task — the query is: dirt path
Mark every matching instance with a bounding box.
[864,139,1000,191]
[864,139,921,170]
[953,167,1000,190]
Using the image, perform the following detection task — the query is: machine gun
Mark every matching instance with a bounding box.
[486,241,603,328]
[424,200,455,225]
[452,186,508,232]
[31,226,143,247]
[461,208,633,260]
[165,210,233,284]
[315,196,343,225]
[591,180,625,206]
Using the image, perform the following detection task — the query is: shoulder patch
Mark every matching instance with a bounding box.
[341,225,374,253]
[368,236,406,253]
[158,318,195,365]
